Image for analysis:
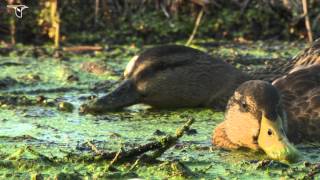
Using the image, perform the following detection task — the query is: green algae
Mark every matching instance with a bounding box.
[0,40,319,179]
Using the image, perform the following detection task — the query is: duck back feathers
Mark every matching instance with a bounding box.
[273,64,320,142]
[81,45,250,113]
[126,45,250,109]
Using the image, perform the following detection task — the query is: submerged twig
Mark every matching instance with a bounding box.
[74,118,194,164]
[86,141,103,155]
[129,158,141,171]
[150,118,194,159]
[108,148,123,167]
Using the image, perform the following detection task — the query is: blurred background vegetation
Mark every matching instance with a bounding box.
[0,0,319,47]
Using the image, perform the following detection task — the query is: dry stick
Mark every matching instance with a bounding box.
[63,46,103,52]
[8,0,15,45]
[160,2,170,18]
[302,0,313,43]
[9,16,15,45]
[76,118,194,163]
[94,0,100,26]
[50,0,60,49]
[186,8,204,46]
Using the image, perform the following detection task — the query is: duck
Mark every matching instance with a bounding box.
[80,45,250,114]
[212,39,320,162]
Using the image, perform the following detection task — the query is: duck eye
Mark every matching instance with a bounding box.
[267,129,273,136]
[239,100,248,111]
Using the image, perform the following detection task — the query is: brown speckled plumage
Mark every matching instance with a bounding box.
[273,64,320,143]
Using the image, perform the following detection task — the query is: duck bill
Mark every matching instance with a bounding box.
[257,115,300,163]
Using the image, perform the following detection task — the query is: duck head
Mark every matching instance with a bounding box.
[213,80,300,162]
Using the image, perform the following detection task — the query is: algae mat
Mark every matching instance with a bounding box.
[0,41,319,179]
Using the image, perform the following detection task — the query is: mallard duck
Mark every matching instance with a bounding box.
[80,45,250,114]
[212,40,320,162]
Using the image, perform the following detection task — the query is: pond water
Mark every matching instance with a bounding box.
[0,40,319,179]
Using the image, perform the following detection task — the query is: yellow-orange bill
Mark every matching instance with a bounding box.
[257,115,300,163]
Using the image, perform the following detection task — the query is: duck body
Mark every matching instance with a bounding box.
[271,39,320,143]
[81,45,249,113]
[212,40,320,162]
[273,64,320,143]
